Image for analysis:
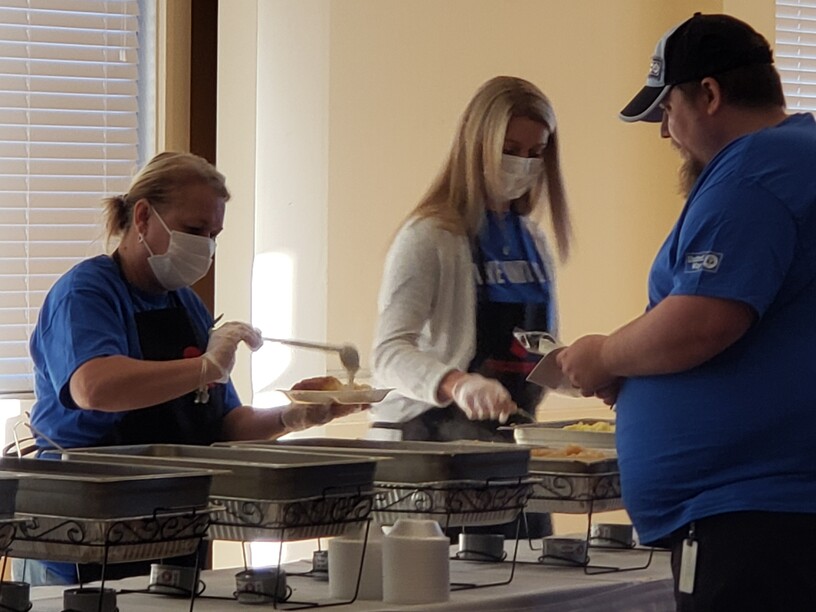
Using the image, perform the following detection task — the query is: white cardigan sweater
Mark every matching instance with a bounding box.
[370,215,559,424]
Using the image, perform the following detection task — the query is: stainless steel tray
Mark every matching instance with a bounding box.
[62,445,377,501]
[207,491,375,542]
[512,420,616,448]
[526,453,621,513]
[0,458,213,519]
[373,478,534,527]
[224,438,530,483]
[8,507,214,564]
[0,475,19,519]
[528,454,618,474]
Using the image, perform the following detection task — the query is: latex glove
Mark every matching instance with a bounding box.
[451,373,517,423]
[202,322,263,383]
[280,403,334,432]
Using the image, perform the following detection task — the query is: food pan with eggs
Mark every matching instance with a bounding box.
[512,418,616,449]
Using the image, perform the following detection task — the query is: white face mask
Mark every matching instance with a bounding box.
[140,207,215,291]
[498,154,544,201]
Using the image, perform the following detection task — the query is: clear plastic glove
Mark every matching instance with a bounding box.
[280,403,334,432]
[202,322,263,384]
[451,373,517,423]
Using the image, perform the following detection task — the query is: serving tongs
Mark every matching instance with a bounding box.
[262,337,360,385]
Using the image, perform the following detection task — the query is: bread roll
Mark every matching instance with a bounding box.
[291,376,345,391]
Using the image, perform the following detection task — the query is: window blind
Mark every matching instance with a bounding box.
[0,0,142,395]
[777,0,816,111]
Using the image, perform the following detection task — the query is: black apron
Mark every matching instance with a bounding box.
[103,251,224,446]
[75,253,221,582]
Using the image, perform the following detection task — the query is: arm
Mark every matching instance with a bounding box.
[437,370,467,403]
[69,355,219,411]
[221,405,286,440]
[557,295,756,392]
[373,220,475,405]
[221,402,365,441]
[69,320,262,412]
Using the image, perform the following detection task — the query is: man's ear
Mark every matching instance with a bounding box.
[699,77,724,116]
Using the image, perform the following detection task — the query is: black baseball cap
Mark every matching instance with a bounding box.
[620,13,774,122]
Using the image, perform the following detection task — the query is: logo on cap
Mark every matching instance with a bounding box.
[649,57,663,79]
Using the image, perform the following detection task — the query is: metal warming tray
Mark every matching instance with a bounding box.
[0,474,19,519]
[225,439,533,527]
[526,454,622,513]
[224,438,530,483]
[62,444,378,500]
[512,419,616,449]
[62,445,379,542]
[9,507,215,563]
[373,478,534,527]
[0,457,213,519]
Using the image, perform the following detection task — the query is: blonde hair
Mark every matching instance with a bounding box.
[102,151,230,243]
[411,76,572,260]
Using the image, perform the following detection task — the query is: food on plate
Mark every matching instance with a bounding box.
[562,421,615,433]
[291,376,371,391]
[530,444,608,459]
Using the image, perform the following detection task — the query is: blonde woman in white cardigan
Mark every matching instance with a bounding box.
[370,76,572,444]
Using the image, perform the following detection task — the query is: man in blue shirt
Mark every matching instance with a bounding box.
[557,13,816,611]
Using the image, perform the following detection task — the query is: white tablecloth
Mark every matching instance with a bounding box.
[28,545,674,611]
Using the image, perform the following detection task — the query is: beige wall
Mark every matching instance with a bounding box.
[217,1,775,411]
[325,0,720,412]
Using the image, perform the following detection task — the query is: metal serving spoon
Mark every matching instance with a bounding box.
[262,337,360,386]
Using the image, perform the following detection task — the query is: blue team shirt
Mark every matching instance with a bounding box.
[29,255,242,450]
[616,113,816,544]
[475,211,551,315]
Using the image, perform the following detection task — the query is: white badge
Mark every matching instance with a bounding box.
[678,538,698,594]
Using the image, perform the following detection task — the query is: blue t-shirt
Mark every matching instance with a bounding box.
[475,211,551,312]
[28,255,242,450]
[616,113,816,544]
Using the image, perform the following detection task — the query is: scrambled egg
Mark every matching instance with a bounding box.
[563,421,615,433]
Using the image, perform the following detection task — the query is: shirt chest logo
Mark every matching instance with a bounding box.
[685,251,723,273]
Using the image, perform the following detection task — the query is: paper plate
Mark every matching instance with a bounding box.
[280,388,393,405]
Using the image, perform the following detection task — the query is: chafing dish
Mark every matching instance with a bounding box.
[512,419,616,448]
[224,438,530,482]
[62,445,377,500]
[0,457,216,564]
[0,475,19,519]
[0,457,213,518]
[62,445,379,541]
[225,439,533,527]
[10,508,214,563]
[525,454,622,513]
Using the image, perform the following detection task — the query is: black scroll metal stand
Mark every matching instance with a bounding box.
[516,489,655,574]
[376,476,533,592]
[1,521,34,612]
[194,485,374,610]
[12,506,210,612]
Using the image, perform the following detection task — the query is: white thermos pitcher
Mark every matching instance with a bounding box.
[382,519,450,605]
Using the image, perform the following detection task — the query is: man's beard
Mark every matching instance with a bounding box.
[674,145,705,198]
[678,157,705,197]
